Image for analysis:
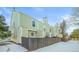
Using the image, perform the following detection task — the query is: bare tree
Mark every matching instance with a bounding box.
[60,20,67,41]
[60,20,66,34]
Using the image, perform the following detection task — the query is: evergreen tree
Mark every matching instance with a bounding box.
[0,15,11,39]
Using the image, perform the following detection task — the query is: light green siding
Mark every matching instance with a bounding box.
[10,11,55,43]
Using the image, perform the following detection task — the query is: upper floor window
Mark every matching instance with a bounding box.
[31,32,34,36]
[32,20,35,27]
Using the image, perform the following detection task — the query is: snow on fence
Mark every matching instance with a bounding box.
[21,37,61,51]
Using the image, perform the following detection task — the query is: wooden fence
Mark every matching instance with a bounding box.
[21,37,61,51]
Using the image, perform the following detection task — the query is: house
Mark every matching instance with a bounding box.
[10,10,55,43]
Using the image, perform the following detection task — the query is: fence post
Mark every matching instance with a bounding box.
[28,38,31,50]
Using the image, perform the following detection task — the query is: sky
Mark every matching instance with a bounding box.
[0,7,79,34]
[0,7,73,26]
[1,7,79,34]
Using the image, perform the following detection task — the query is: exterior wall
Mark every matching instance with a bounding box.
[18,11,53,38]
[10,11,20,43]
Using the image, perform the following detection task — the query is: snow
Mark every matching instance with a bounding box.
[33,40,79,52]
[0,42,28,52]
[0,40,79,52]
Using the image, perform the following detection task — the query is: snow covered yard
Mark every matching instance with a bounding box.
[33,40,79,52]
[0,42,28,52]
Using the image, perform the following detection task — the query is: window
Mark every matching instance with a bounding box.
[32,21,35,27]
[31,32,34,36]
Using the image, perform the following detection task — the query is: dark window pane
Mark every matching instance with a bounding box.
[32,21,35,27]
